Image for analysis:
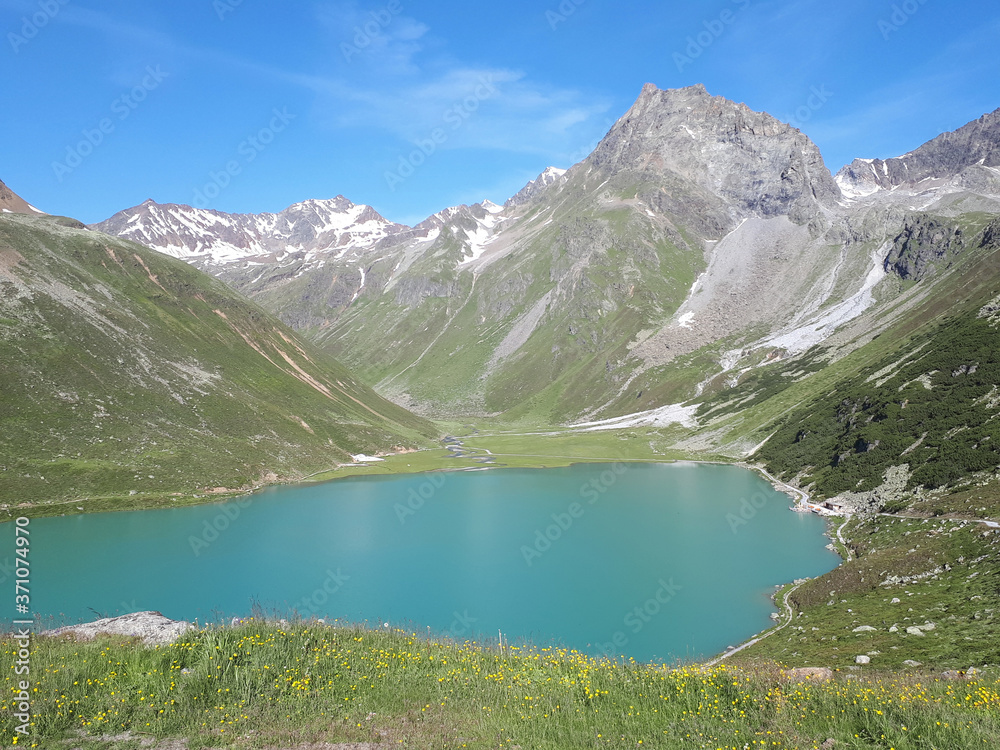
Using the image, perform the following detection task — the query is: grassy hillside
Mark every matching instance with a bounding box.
[755,309,1000,498]
[732,476,1000,686]
[303,172,706,424]
[742,214,1000,504]
[5,621,1000,750]
[680,214,1000,460]
[0,214,436,513]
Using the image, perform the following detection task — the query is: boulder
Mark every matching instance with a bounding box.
[852,625,877,632]
[902,660,923,667]
[42,611,193,646]
[855,655,871,665]
[905,626,925,636]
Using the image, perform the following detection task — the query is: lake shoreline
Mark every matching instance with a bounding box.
[2,450,843,527]
[17,462,840,665]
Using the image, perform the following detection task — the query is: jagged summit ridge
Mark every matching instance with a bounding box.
[587,83,842,224]
[836,107,1000,198]
[91,196,406,266]
[505,166,568,207]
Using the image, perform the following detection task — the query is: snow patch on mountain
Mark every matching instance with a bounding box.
[505,166,568,207]
[571,402,699,431]
[458,208,504,265]
[745,244,888,357]
[836,171,883,199]
[91,198,404,268]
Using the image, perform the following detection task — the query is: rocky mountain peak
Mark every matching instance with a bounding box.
[90,197,406,267]
[505,166,568,207]
[836,107,1000,198]
[588,84,841,224]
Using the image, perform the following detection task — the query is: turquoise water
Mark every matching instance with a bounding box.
[20,463,839,662]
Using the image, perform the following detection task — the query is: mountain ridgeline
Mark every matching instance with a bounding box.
[87,83,1000,506]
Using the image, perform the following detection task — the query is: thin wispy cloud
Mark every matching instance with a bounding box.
[6,0,996,224]
[321,67,610,156]
[317,1,430,75]
[27,1,613,164]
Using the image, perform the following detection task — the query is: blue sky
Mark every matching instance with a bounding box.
[2,0,999,226]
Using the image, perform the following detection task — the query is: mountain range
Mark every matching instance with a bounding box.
[92,85,1000,433]
[6,82,1000,510]
[4,80,1000,701]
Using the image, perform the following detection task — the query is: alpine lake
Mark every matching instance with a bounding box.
[22,462,840,663]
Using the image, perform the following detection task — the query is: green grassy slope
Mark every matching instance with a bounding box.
[756,311,1000,497]
[302,172,706,424]
[681,214,1000,458]
[0,215,437,512]
[6,621,1000,750]
[734,478,1000,673]
[747,218,1000,502]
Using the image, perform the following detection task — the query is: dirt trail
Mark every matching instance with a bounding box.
[703,579,806,666]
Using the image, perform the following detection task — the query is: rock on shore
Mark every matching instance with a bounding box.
[43,611,193,646]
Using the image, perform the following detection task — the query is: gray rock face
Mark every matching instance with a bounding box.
[588,83,842,225]
[43,611,194,646]
[505,166,568,207]
[836,107,1000,195]
[884,216,965,281]
[981,217,1000,249]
